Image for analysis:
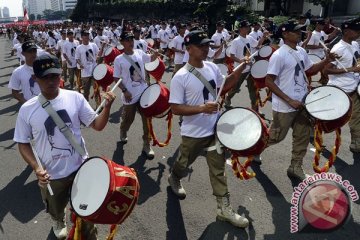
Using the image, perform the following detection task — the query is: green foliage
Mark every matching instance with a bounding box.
[43,9,72,20]
[36,14,42,20]
[271,15,288,26]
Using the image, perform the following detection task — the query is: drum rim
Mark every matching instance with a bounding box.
[93,64,109,80]
[69,156,111,218]
[145,58,160,71]
[139,83,161,108]
[215,107,263,151]
[105,47,114,56]
[304,85,351,121]
[251,60,269,78]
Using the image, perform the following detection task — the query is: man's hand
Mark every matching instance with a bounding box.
[287,99,303,110]
[124,90,132,103]
[35,166,50,186]
[200,101,218,114]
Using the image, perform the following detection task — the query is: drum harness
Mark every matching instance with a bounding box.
[184,63,257,180]
[286,45,342,173]
[38,95,121,240]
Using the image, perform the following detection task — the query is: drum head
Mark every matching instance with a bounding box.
[146,38,154,46]
[217,64,228,76]
[251,60,269,78]
[117,44,124,50]
[358,84,360,96]
[145,58,159,71]
[93,64,107,81]
[305,86,350,121]
[259,46,272,58]
[105,47,113,56]
[71,157,110,217]
[308,54,322,64]
[140,84,161,108]
[216,108,262,151]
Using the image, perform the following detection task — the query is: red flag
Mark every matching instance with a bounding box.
[24,7,29,21]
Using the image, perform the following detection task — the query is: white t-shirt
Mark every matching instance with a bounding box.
[47,37,57,49]
[229,35,257,72]
[134,39,148,52]
[113,49,151,105]
[169,61,224,138]
[93,35,109,49]
[211,31,226,59]
[149,25,157,39]
[13,89,97,180]
[13,43,25,63]
[172,35,185,64]
[158,29,169,49]
[327,40,359,93]
[267,44,312,113]
[75,43,99,78]
[308,30,328,59]
[56,39,68,61]
[8,64,40,101]
[182,48,215,63]
[63,40,80,68]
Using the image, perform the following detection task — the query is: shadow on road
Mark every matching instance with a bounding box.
[0,166,44,233]
[109,107,121,124]
[165,187,188,240]
[0,103,20,116]
[0,128,14,143]
[0,94,12,102]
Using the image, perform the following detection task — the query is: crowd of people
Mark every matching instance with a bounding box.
[5,14,360,239]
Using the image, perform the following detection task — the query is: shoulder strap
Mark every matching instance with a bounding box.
[184,63,216,99]
[38,94,86,157]
[285,45,310,85]
[123,53,145,82]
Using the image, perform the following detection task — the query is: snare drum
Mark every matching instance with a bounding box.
[93,63,114,89]
[70,157,139,224]
[357,84,360,96]
[104,47,121,65]
[305,86,352,133]
[216,107,269,156]
[251,60,269,89]
[146,38,155,48]
[145,58,166,82]
[116,44,124,53]
[140,83,170,118]
[258,46,275,60]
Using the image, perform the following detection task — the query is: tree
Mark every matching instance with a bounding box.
[37,14,42,20]
[29,14,35,21]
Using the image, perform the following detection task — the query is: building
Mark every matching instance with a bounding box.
[63,0,78,10]
[2,7,10,18]
[27,0,52,17]
[51,0,62,11]
[0,7,2,18]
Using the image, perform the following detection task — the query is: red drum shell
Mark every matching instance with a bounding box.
[104,47,121,65]
[93,64,114,89]
[305,85,352,133]
[139,83,170,118]
[145,58,166,82]
[250,60,269,89]
[70,156,139,224]
[216,107,269,156]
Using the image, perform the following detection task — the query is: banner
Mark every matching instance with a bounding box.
[5,20,48,27]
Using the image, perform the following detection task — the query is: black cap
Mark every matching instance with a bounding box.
[341,17,360,31]
[184,30,213,46]
[33,54,62,78]
[133,27,141,33]
[67,30,74,35]
[81,30,90,36]
[238,20,250,28]
[22,40,37,52]
[216,21,224,27]
[120,31,134,40]
[60,30,66,34]
[277,21,303,35]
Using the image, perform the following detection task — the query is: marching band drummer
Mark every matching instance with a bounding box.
[210,21,230,64]
[13,54,116,239]
[113,31,159,159]
[323,17,360,154]
[171,23,186,76]
[168,30,250,228]
[263,21,336,179]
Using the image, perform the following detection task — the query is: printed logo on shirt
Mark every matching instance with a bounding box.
[129,62,143,86]
[44,109,75,158]
[202,79,216,102]
[294,60,307,92]
[86,48,95,63]
[29,75,37,97]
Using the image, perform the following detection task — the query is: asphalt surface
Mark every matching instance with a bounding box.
[0,36,359,240]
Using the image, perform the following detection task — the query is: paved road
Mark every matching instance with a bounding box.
[0,37,359,240]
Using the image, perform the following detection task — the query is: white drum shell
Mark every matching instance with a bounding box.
[251,60,269,79]
[93,64,108,81]
[145,58,160,72]
[140,84,161,108]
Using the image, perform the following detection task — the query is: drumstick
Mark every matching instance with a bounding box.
[305,94,331,105]
[95,79,122,114]
[215,50,259,103]
[319,41,348,72]
[147,46,168,59]
[28,138,54,196]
